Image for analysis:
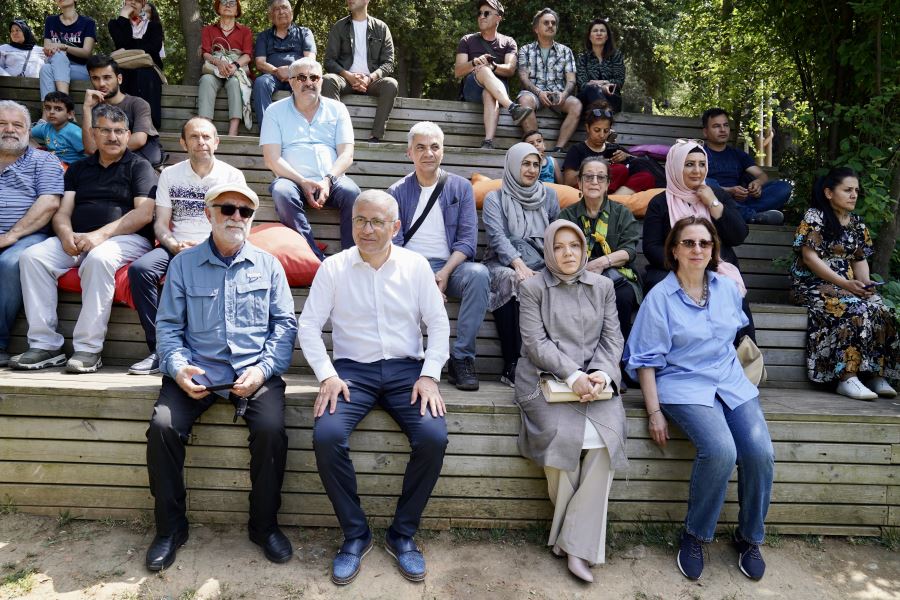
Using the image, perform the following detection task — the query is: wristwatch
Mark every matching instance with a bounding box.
[325,174,338,188]
[711,198,721,207]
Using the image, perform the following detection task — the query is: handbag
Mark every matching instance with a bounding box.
[111,48,154,69]
[511,237,545,271]
[737,335,767,386]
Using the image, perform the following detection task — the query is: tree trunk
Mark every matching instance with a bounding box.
[871,160,900,278]
[179,0,203,84]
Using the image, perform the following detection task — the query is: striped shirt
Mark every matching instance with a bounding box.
[517,41,576,93]
[0,146,64,235]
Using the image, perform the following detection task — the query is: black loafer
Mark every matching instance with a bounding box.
[145,528,189,571]
[250,527,293,563]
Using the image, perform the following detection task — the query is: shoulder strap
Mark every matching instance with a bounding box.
[477,34,498,61]
[403,171,448,246]
[18,48,34,77]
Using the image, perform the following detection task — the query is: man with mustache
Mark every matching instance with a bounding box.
[261,57,359,259]
[12,104,156,373]
[0,100,64,368]
[80,54,164,167]
[145,182,297,571]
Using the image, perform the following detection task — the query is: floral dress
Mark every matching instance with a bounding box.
[790,208,900,383]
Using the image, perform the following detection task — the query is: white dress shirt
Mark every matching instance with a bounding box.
[297,245,450,382]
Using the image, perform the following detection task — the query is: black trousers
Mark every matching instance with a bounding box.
[492,298,521,367]
[146,375,288,536]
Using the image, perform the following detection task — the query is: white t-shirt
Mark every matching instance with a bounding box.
[155,159,246,242]
[348,19,370,74]
[404,183,450,260]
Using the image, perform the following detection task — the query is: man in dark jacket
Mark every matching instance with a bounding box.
[322,0,398,143]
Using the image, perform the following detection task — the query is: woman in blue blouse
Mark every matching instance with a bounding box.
[624,216,774,583]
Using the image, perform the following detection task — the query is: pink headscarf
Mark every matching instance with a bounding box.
[665,141,747,296]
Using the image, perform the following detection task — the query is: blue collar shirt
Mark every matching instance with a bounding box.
[624,271,757,408]
[156,237,298,391]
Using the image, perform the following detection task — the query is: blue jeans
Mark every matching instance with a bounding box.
[39,53,89,99]
[427,258,489,360]
[0,232,48,350]
[313,358,448,541]
[708,178,792,222]
[270,175,360,260]
[252,74,291,126]
[661,396,774,544]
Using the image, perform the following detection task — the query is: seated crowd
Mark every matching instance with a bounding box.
[0,0,897,590]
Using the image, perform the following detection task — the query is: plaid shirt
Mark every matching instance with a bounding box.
[517,41,576,93]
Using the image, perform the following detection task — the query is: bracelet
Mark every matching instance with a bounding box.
[647,408,661,418]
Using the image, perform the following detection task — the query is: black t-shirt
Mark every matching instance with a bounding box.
[64,149,157,241]
[562,141,621,172]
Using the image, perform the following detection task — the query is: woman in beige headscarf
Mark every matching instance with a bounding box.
[515,219,626,583]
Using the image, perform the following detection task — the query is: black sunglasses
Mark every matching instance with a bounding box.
[290,73,321,83]
[589,108,615,119]
[477,10,495,17]
[212,203,255,218]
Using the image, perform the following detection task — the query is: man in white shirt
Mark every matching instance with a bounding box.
[388,122,489,391]
[127,116,245,375]
[261,57,359,260]
[297,190,449,586]
[322,0,398,143]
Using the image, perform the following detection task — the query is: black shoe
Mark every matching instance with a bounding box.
[250,527,293,563]
[367,136,380,143]
[145,528,189,571]
[480,139,495,150]
[499,361,517,388]
[447,356,479,391]
[749,210,785,225]
[550,146,565,154]
[507,102,533,125]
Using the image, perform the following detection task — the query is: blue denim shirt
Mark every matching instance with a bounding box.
[624,271,757,408]
[156,238,298,389]
[388,170,479,259]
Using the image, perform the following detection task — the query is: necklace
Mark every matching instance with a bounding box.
[677,273,709,307]
[219,22,235,34]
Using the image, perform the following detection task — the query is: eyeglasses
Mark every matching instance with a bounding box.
[589,108,615,119]
[290,73,321,83]
[213,203,255,219]
[676,138,705,146]
[351,216,393,230]
[678,239,713,249]
[580,174,609,183]
[220,0,237,5]
[477,10,495,18]
[94,126,128,136]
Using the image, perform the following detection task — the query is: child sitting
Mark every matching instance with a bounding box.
[523,130,560,184]
[31,91,87,165]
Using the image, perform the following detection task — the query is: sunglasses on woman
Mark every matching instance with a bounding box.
[678,238,713,249]
[589,108,615,119]
[212,204,255,218]
[676,138,705,146]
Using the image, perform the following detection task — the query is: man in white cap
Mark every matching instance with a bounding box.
[144,181,298,572]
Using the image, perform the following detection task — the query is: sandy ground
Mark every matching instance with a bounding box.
[0,513,898,600]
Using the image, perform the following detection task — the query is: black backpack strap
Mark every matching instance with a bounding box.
[403,171,449,246]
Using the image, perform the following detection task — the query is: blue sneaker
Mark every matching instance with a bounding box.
[733,531,766,580]
[676,531,704,580]
[384,531,426,582]
[331,534,373,585]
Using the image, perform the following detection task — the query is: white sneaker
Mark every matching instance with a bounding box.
[866,376,897,398]
[836,376,878,401]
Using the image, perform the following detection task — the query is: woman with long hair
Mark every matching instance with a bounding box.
[790,166,899,399]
